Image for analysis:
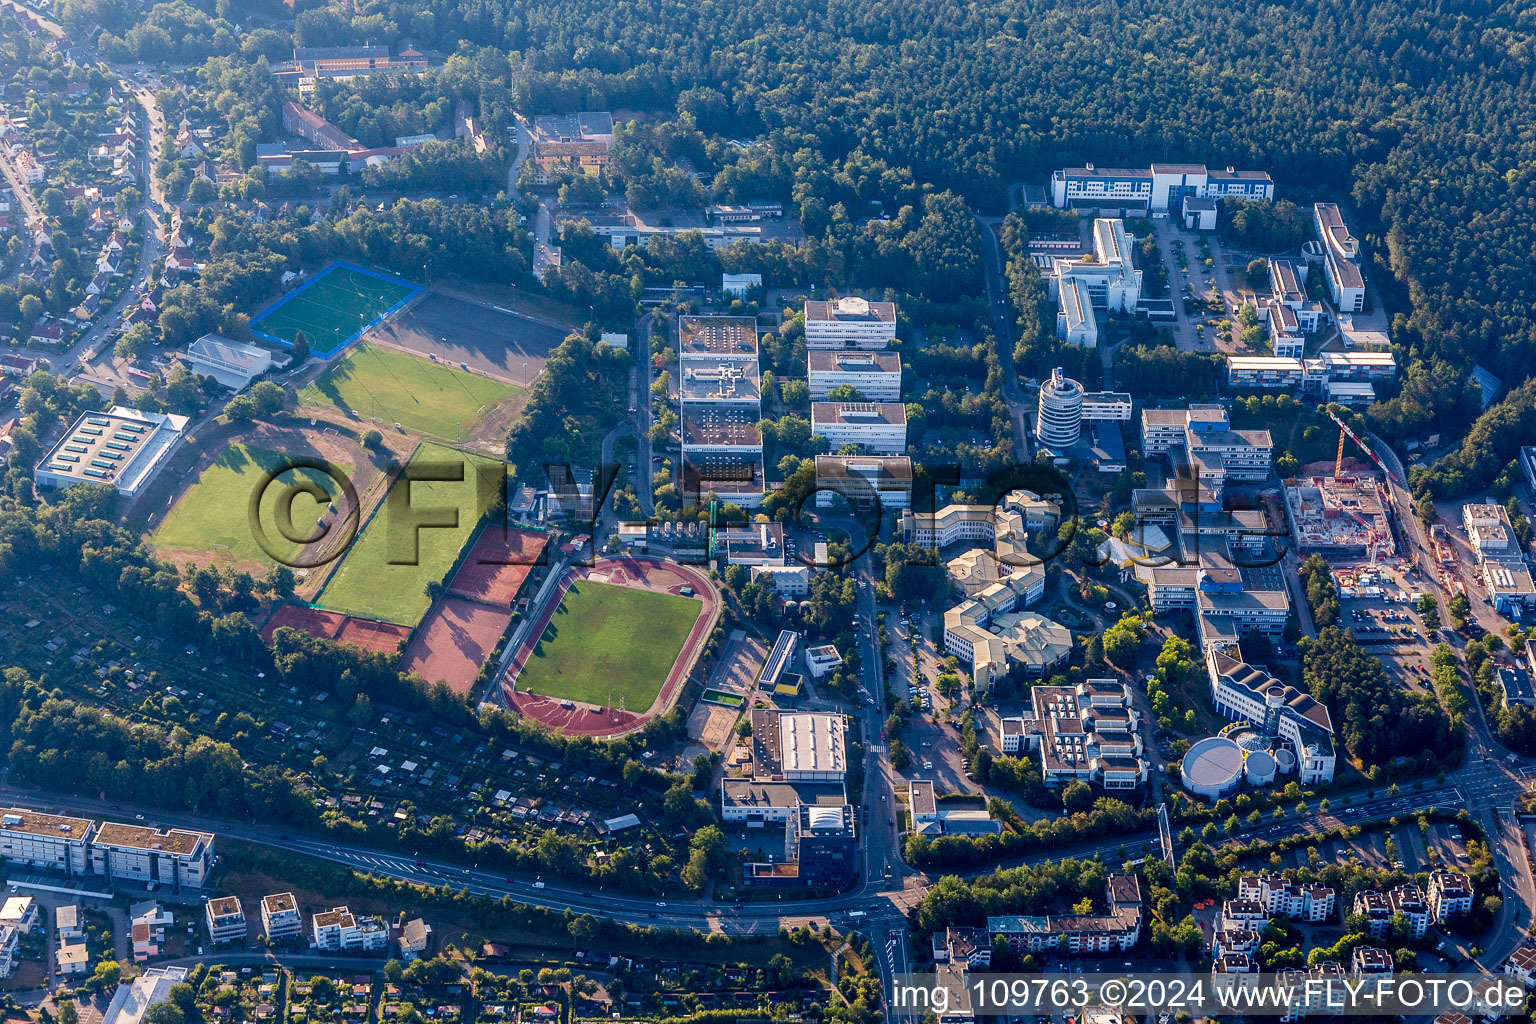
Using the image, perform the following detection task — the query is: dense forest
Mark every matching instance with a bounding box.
[45,0,1536,497]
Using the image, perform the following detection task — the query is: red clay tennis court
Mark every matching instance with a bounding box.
[400,596,511,694]
[260,603,412,654]
[448,527,548,605]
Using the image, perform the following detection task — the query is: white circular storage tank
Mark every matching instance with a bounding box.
[1244,750,1277,787]
[1181,737,1245,801]
[1274,749,1297,775]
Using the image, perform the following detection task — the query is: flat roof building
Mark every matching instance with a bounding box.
[814,454,912,510]
[810,402,907,455]
[1051,218,1142,313]
[803,297,897,350]
[720,780,847,823]
[260,892,303,941]
[679,316,765,506]
[807,349,902,400]
[205,896,245,944]
[35,406,189,500]
[91,822,215,891]
[1315,203,1365,312]
[678,315,758,358]
[1050,162,1273,211]
[0,809,94,877]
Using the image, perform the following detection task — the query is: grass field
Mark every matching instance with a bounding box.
[251,264,417,358]
[298,342,521,441]
[518,581,700,709]
[151,444,350,566]
[317,442,502,625]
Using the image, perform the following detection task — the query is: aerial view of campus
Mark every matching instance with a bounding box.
[0,1,1534,1023]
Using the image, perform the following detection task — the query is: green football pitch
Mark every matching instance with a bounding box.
[151,443,350,566]
[316,442,504,625]
[251,265,416,357]
[516,580,702,710]
[298,342,521,441]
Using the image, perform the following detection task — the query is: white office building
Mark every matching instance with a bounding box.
[1051,218,1142,312]
[1050,162,1274,211]
[1057,277,1098,344]
[803,297,897,349]
[810,402,907,454]
[1206,646,1336,784]
[1036,368,1084,448]
[807,349,901,400]
[1315,203,1366,312]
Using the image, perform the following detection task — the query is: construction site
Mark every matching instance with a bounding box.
[1282,410,1400,561]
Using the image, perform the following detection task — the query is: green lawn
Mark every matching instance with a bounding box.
[317,442,504,625]
[251,265,415,357]
[517,580,702,710]
[298,342,520,441]
[151,443,350,566]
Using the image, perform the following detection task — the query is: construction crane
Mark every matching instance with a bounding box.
[1328,408,1400,484]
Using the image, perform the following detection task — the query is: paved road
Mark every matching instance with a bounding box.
[10,73,168,382]
[1366,432,1536,976]
[977,218,1031,459]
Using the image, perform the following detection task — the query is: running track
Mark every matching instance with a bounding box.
[501,556,719,738]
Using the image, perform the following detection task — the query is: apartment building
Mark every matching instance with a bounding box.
[1315,203,1366,312]
[90,822,214,891]
[1238,874,1335,922]
[0,809,94,877]
[205,896,246,944]
[0,897,36,935]
[260,892,303,941]
[311,906,389,953]
[1352,946,1394,976]
[1218,899,1269,932]
[0,925,17,979]
[1050,163,1273,211]
[1428,871,1474,923]
[807,350,901,400]
[803,297,897,350]
[989,875,1142,954]
[810,402,907,454]
[1389,883,1432,938]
